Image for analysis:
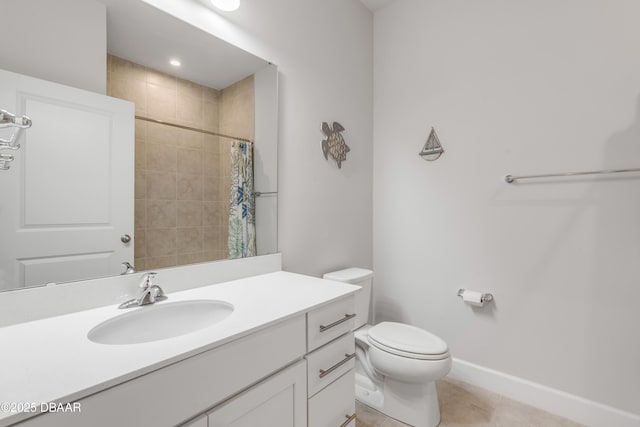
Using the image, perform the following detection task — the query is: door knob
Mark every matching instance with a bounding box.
[121,234,132,244]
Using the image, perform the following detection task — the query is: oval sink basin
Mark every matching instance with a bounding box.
[88,300,234,345]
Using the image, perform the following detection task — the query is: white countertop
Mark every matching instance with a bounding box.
[0,271,359,426]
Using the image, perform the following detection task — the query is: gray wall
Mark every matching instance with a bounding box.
[373,0,640,415]
[0,0,106,94]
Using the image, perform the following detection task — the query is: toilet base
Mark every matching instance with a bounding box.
[355,370,442,427]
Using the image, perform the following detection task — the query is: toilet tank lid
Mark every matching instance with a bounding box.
[323,268,373,283]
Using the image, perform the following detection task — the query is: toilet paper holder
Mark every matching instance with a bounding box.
[457,289,493,303]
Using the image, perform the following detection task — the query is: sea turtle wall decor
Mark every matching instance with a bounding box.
[321,121,349,168]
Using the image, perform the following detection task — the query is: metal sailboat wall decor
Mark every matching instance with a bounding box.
[419,127,444,161]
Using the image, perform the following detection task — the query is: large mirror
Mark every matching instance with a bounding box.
[0,0,278,292]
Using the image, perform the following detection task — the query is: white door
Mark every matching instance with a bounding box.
[0,68,134,290]
[208,360,307,427]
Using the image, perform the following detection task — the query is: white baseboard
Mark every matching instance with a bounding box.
[448,358,640,427]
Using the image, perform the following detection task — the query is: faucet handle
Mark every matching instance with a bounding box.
[139,272,158,288]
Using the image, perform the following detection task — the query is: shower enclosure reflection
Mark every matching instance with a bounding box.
[0,0,278,292]
[108,55,256,270]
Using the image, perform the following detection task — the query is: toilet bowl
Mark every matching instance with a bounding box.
[323,268,451,427]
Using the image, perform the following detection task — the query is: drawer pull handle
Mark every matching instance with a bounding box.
[340,413,357,427]
[319,353,356,378]
[319,313,356,332]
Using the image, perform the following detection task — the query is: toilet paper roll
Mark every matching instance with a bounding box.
[462,290,484,307]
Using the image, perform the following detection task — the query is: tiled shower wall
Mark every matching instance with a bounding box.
[106,55,254,271]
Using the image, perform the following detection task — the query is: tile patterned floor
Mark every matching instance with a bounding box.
[355,377,585,427]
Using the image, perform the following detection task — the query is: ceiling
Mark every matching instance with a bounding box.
[360,0,398,12]
[98,0,268,89]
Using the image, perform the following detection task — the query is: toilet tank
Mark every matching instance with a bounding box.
[323,268,373,330]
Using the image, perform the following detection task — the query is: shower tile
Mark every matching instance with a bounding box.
[177,201,203,227]
[146,255,177,270]
[204,151,220,176]
[146,173,177,200]
[203,250,221,262]
[203,201,224,226]
[135,199,146,228]
[177,174,203,201]
[135,170,146,200]
[147,144,177,172]
[203,87,220,104]
[203,226,222,252]
[203,100,219,131]
[110,55,146,82]
[147,83,177,121]
[146,228,177,257]
[135,139,146,169]
[178,148,203,174]
[147,121,180,146]
[134,229,146,258]
[135,119,147,141]
[177,79,204,100]
[146,69,177,90]
[177,95,204,127]
[218,176,231,202]
[134,257,146,271]
[147,200,176,228]
[203,175,220,201]
[110,77,147,115]
[178,252,207,266]
[177,227,203,253]
[220,156,231,177]
[203,135,220,153]
[177,130,204,150]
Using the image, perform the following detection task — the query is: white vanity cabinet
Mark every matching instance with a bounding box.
[207,360,307,427]
[305,295,357,427]
[12,294,357,427]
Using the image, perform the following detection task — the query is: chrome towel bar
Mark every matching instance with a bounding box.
[505,167,640,183]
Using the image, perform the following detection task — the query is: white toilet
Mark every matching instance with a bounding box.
[323,268,451,427]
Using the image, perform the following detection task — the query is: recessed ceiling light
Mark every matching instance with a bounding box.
[169,59,181,67]
[210,0,240,12]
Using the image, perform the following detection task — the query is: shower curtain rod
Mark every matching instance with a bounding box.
[135,115,253,143]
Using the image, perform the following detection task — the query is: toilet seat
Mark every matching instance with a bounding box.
[368,322,449,361]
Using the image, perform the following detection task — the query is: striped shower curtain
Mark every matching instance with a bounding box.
[228,141,256,258]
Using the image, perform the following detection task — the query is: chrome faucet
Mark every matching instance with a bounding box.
[118,272,167,309]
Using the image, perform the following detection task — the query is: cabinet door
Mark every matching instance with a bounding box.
[208,360,306,427]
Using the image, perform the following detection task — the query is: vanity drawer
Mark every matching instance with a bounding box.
[306,332,355,397]
[307,295,356,351]
[308,369,356,427]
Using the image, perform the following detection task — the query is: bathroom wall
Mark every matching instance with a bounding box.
[107,55,235,270]
[372,0,640,417]
[142,0,374,277]
[0,0,106,94]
